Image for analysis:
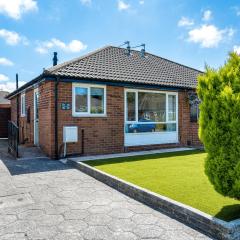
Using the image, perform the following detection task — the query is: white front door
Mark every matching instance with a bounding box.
[34,88,39,145]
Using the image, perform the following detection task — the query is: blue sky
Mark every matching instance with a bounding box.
[0,0,240,92]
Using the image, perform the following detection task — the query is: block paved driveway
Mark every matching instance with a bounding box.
[0,142,212,240]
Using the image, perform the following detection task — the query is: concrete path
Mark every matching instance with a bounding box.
[0,141,212,240]
[68,147,194,162]
[18,144,47,160]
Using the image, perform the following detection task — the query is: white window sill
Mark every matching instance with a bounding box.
[72,114,107,118]
[20,114,26,118]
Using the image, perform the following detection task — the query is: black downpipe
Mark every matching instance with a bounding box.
[54,77,59,160]
[81,128,84,155]
[16,74,20,146]
[16,74,19,129]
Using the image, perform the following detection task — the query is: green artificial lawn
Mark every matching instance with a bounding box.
[86,150,240,221]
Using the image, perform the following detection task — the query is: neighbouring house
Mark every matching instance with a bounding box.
[6,45,202,159]
[0,91,11,138]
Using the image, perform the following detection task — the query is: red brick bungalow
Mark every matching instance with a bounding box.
[7,45,202,159]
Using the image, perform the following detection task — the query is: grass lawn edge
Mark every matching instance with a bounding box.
[83,150,240,222]
[68,159,240,240]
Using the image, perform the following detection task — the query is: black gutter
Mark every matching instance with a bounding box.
[6,71,199,100]
[56,77,187,91]
[6,73,45,99]
[45,74,197,91]
[54,77,59,160]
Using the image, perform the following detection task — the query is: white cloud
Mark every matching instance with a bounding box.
[0,0,38,20]
[232,6,240,16]
[139,0,144,5]
[0,29,20,45]
[178,17,194,27]
[188,24,234,48]
[80,0,91,6]
[202,10,212,21]
[0,57,13,66]
[233,45,240,54]
[118,0,130,11]
[0,80,26,92]
[35,38,87,54]
[0,73,9,81]
[67,40,87,52]
[0,29,28,45]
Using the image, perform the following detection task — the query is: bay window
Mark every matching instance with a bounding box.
[73,83,106,116]
[125,89,177,134]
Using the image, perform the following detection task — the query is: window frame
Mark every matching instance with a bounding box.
[124,88,178,133]
[72,83,107,117]
[20,93,26,117]
[126,91,137,122]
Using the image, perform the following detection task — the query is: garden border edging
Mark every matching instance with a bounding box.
[68,160,240,240]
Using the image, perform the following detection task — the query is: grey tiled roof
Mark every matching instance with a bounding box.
[46,46,202,89]
[0,91,10,104]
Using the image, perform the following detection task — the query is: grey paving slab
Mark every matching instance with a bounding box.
[0,140,212,240]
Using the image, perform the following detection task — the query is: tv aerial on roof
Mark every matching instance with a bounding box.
[132,43,146,57]
[118,41,146,57]
[119,41,131,56]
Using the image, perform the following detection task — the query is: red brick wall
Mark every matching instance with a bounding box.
[11,88,35,145]
[20,89,34,145]
[178,90,201,146]
[38,81,55,157]
[57,82,124,157]
[56,84,200,157]
[10,81,201,159]
[124,143,180,152]
[10,97,17,124]
[11,95,25,144]
[10,81,55,157]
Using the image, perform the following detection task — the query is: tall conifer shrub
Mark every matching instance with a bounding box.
[198,53,240,199]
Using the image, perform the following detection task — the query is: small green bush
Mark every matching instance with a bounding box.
[198,52,240,199]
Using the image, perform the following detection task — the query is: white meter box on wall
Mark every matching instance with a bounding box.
[63,126,78,143]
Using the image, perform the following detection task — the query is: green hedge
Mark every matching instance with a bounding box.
[198,53,240,199]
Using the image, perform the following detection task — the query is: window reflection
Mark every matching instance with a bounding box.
[91,87,104,114]
[75,87,88,112]
[138,92,166,122]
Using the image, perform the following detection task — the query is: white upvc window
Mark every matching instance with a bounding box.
[20,93,26,117]
[125,89,178,134]
[72,83,107,117]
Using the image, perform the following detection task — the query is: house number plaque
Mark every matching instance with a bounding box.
[61,103,71,110]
